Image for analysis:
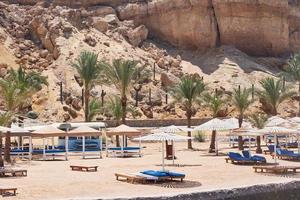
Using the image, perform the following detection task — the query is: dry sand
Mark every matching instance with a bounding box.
[2,140,300,200]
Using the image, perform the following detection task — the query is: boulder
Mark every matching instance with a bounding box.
[160,72,180,88]
[71,98,82,111]
[103,14,119,25]
[141,105,153,118]
[27,111,38,119]
[84,34,97,47]
[92,17,108,33]
[39,49,48,58]
[63,113,71,122]
[87,6,116,17]
[68,108,78,118]
[127,25,148,47]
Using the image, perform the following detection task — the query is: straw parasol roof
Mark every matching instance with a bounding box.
[106,124,141,136]
[256,126,297,135]
[228,127,262,137]
[136,132,193,142]
[265,116,289,127]
[194,118,238,131]
[153,125,183,134]
[31,125,66,137]
[68,125,101,136]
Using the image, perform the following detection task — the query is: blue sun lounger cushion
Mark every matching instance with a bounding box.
[141,170,169,177]
[141,170,185,178]
[228,152,250,161]
[242,151,266,162]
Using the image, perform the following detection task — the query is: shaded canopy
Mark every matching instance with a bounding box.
[228,127,262,137]
[68,125,102,136]
[256,126,297,135]
[194,118,237,131]
[135,132,193,142]
[106,124,141,136]
[31,125,66,137]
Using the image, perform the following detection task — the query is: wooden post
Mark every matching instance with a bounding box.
[81,88,84,106]
[153,63,156,81]
[252,84,254,100]
[238,85,241,93]
[101,90,106,107]
[134,84,142,107]
[60,82,63,104]
[165,92,168,104]
[149,88,152,106]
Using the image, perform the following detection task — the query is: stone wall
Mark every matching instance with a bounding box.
[102,118,210,128]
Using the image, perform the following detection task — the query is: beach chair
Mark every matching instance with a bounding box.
[0,187,17,196]
[253,165,300,174]
[0,168,27,177]
[264,145,279,155]
[141,170,185,182]
[70,165,98,172]
[226,152,255,164]
[115,172,159,184]
[242,151,266,163]
[276,149,300,160]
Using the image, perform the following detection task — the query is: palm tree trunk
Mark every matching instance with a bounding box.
[121,95,127,147]
[84,87,90,122]
[256,136,262,153]
[0,135,3,167]
[209,130,216,153]
[238,115,244,150]
[4,131,11,163]
[115,120,120,147]
[187,114,192,149]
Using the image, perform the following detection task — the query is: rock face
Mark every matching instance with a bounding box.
[117,0,300,57]
[118,0,218,51]
[5,0,300,56]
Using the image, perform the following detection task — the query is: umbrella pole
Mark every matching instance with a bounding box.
[215,131,218,156]
[99,135,102,159]
[65,136,69,161]
[43,138,46,161]
[162,141,165,171]
[172,140,175,165]
[298,134,300,154]
[139,136,141,157]
[248,136,251,157]
[274,134,277,164]
[29,136,32,161]
[82,136,85,159]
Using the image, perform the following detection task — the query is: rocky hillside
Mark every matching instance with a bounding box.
[0,0,299,123]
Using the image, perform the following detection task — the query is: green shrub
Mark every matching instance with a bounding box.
[194,131,205,142]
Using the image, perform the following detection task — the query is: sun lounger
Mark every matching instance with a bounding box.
[0,168,27,177]
[226,152,256,164]
[115,173,147,184]
[253,165,300,174]
[276,149,300,160]
[0,187,17,196]
[242,151,266,163]
[70,165,98,172]
[141,170,185,182]
[107,147,141,158]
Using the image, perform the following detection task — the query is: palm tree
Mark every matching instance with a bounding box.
[282,54,300,114]
[72,51,102,122]
[87,98,102,122]
[0,112,12,167]
[257,77,295,115]
[171,75,205,149]
[203,91,226,153]
[8,66,48,92]
[249,113,268,153]
[101,59,138,124]
[0,67,47,163]
[232,87,253,150]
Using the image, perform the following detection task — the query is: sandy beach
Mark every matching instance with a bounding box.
[2,140,300,200]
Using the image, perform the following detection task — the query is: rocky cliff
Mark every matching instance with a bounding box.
[5,0,300,56]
